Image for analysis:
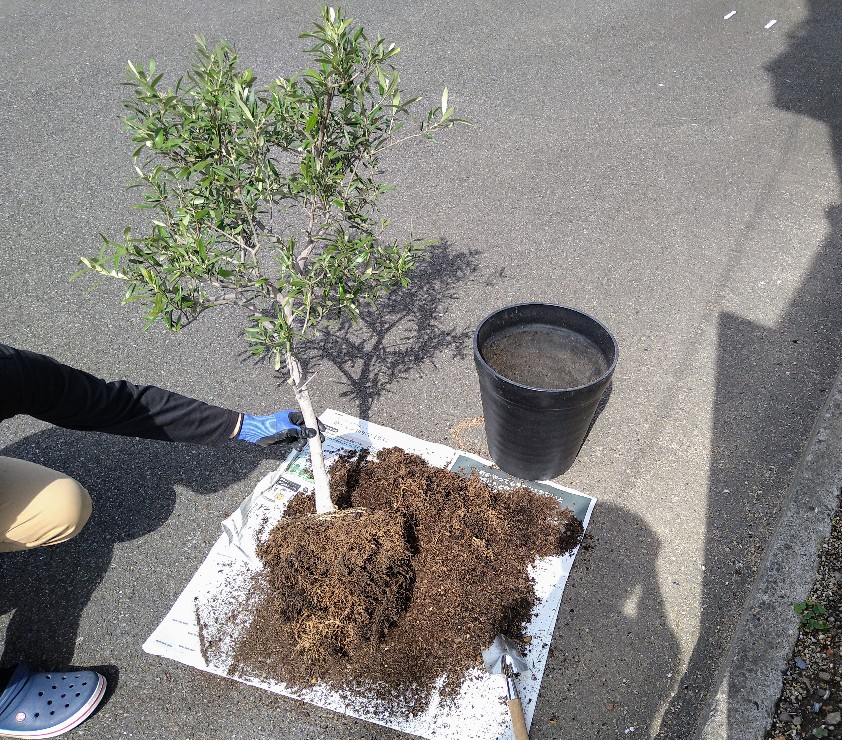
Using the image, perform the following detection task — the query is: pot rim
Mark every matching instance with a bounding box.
[473,302,619,393]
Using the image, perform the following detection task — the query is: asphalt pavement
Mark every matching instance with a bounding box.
[2,0,841,738]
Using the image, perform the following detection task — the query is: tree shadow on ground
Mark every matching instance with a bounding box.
[658,1,842,733]
[0,428,282,670]
[301,240,484,420]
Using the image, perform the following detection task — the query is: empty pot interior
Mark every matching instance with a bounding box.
[476,305,617,391]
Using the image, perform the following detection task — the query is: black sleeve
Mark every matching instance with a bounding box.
[0,343,240,446]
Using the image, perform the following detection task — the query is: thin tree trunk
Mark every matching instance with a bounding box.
[286,349,335,514]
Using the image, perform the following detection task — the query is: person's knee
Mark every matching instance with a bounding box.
[0,475,92,552]
[44,478,92,546]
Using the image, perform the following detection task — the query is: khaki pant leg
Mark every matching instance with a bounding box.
[0,456,92,552]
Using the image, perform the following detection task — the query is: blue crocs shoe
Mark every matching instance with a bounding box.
[0,664,106,738]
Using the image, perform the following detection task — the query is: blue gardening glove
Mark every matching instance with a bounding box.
[237,410,325,448]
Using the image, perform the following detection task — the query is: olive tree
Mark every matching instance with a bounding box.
[79,6,467,513]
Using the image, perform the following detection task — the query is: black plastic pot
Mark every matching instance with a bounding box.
[473,303,618,480]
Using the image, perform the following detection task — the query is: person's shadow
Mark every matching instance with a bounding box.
[530,501,681,738]
[0,427,282,690]
[657,2,842,735]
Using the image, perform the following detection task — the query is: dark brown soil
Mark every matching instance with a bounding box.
[231,507,414,679]
[205,447,584,709]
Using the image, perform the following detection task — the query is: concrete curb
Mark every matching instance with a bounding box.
[697,366,842,739]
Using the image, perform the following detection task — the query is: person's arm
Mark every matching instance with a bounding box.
[0,343,240,445]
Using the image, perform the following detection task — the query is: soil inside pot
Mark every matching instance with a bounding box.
[481,323,608,388]
[201,447,583,710]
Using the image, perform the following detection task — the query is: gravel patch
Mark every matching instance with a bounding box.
[767,497,842,740]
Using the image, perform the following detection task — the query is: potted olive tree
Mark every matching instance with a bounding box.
[79,6,467,514]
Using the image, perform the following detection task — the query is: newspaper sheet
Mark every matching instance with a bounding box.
[143,409,595,740]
